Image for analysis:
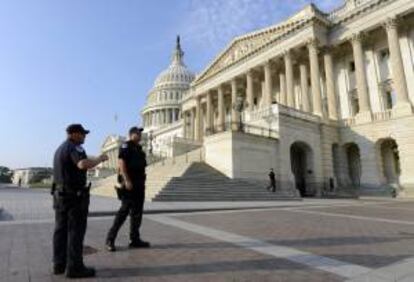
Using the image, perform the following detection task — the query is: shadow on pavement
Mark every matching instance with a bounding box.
[97,258,303,278]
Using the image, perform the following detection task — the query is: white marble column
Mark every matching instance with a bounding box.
[195,97,201,141]
[284,50,295,108]
[206,92,213,134]
[279,72,286,105]
[159,110,162,125]
[246,71,254,111]
[231,79,238,130]
[164,109,167,124]
[351,33,371,115]
[299,63,310,112]
[182,111,187,138]
[159,110,163,125]
[175,109,179,122]
[323,49,338,119]
[308,39,323,116]
[264,62,273,107]
[190,109,195,140]
[218,85,225,131]
[384,17,412,112]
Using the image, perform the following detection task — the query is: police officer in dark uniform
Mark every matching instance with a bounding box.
[52,124,108,278]
[105,126,150,252]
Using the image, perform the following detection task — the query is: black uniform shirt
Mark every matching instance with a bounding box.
[53,139,87,190]
[118,141,147,185]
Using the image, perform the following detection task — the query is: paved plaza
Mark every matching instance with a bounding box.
[2,187,414,281]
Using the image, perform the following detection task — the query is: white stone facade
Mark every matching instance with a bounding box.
[141,0,414,197]
[100,135,126,171]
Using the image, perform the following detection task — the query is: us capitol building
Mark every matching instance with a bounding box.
[101,0,414,198]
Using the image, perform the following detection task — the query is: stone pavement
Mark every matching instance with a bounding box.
[0,185,365,221]
[2,198,414,281]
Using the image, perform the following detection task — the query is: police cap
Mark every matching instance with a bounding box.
[129,126,144,135]
[66,124,90,135]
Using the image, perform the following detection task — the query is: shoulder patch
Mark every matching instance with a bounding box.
[75,145,85,153]
[121,143,128,149]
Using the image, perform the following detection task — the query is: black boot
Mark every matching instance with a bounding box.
[129,239,150,248]
[105,240,116,252]
[66,265,96,278]
[52,264,66,275]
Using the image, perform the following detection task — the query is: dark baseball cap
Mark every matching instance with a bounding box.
[129,126,144,135]
[66,124,90,135]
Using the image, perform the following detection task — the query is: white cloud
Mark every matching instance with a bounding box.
[179,0,343,53]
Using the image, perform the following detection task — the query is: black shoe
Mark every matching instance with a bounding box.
[129,239,151,248]
[66,266,96,279]
[52,264,66,275]
[105,240,116,252]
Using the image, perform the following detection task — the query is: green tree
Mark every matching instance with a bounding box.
[0,166,12,183]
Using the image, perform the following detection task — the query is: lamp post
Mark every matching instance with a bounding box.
[263,105,277,138]
[232,95,247,132]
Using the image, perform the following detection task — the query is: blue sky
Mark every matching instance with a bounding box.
[0,0,342,168]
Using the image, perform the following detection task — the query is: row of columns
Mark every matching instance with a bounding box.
[350,17,411,117]
[183,17,411,141]
[183,37,331,141]
[143,108,180,128]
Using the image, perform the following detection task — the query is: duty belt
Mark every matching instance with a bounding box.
[53,183,91,197]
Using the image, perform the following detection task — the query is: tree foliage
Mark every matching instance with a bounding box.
[0,166,12,183]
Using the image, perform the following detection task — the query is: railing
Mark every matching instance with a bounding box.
[245,104,279,123]
[147,152,168,166]
[342,109,395,127]
[372,110,393,122]
[147,147,205,168]
[205,122,279,139]
[171,136,202,147]
[342,117,356,127]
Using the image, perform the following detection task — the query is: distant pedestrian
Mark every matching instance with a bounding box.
[18,178,22,187]
[267,168,276,192]
[52,124,108,278]
[105,126,150,252]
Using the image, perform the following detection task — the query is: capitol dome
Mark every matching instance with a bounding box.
[153,36,195,88]
[154,59,195,88]
[141,36,195,131]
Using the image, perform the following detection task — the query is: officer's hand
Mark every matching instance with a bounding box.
[99,154,109,162]
[125,180,133,191]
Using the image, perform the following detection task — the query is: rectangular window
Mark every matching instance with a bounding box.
[380,49,390,61]
[349,61,356,72]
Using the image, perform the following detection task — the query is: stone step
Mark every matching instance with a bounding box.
[160,189,285,193]
[153,196,300,202]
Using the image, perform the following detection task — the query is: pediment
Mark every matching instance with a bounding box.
[194,4,324,83]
